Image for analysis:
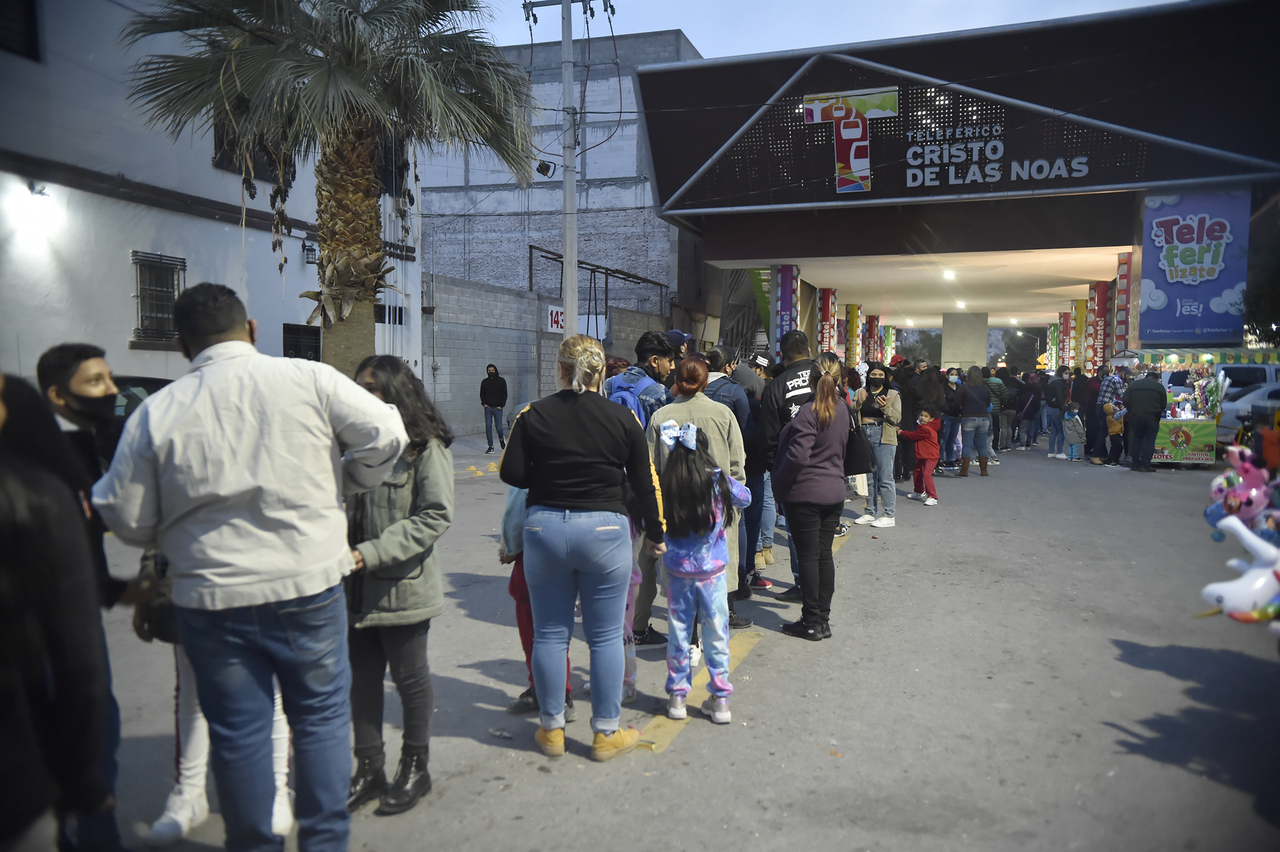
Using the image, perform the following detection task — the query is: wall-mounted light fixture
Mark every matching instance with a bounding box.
[28,180,48,196]
[302,241,318,264]
[536,160,556,178]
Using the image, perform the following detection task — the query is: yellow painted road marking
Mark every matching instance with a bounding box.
[637,630,764,753]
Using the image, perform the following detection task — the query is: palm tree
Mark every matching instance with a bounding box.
[126,1,533,376]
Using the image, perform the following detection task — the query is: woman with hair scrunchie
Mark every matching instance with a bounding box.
[771,354,849,640]
[500,335,666,762]
[346,355,455,816]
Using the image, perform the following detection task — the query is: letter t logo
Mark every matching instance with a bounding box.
[803,87,899,193]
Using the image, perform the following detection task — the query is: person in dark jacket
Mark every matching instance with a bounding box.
[1044,367,1070,458]
[1123,371,1168,472]
[957,366,993,477]
[347,356,455,816]
[481,363,508,454]
[982,367,1009,464]
[995,367,1022,452]
[34,344,128,852]
[892,356,922,482]
[772,356,848,640]
[939,368,963,467]
[1082,370,1103,461]
[704,345,759,598]
[758,330,817,601]
[1013,373,1043,449]
[0,375,113,852]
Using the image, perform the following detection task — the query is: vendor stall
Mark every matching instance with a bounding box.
[1153,419,1217,466]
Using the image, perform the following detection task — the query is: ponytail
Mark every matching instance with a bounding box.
[812,351,844,428]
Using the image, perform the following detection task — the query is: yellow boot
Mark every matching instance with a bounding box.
[761,546,775,565]
[591,728,640,762]
[535,727,565,757]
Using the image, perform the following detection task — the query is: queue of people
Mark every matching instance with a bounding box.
[1,294,1168,852]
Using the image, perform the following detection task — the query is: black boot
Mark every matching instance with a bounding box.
[347,756,386,812]
[376,751,431,815]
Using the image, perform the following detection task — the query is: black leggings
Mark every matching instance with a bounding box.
[349,620,433,761]
[784,501,842,625]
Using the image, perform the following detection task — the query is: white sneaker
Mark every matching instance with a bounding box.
[689,644,703,672]
[272,786,295,837]
[907,492,923,501]
[1047,452,1056,458]
[923,497,938,506]
[1055,453,1068,460]
[147,789,209,846]
[854,514,876,525]
[701,695,732,724]
[667,693,687,720]
[870,516,895,528]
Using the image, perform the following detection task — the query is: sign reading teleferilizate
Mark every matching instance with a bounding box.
[1139,191,1250,345]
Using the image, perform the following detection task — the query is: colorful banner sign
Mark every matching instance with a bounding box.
[1139,191,1250,344]
[1047,323,1060,371]
[802,88,899,193]
[1153,420,1216,464]
[1058,313,1070,368]
[774,265,799,360]
[883,326,896,361]
[1086,281,1109,372]
[864,315,881,363]
[817,288,837,352]
[1114,252,1131,355]
[845,303,862,367]
[1074,299,1087,367]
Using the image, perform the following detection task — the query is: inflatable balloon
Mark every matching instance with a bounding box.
[1198,516,1280,623]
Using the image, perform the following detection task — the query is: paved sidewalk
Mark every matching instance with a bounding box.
[102,439,1280,851]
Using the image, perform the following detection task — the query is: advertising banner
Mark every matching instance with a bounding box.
[1114,252,1132,355]
[818,288,837,352]
[1074,299,1087,367]
[1086,281,1109,373]
[1139,191,1250,344]
[864,315,881,363]
[845,303,862,367]
[774,265,799,359]
[883,326,896,361]
[1058,313,1070,368]
[1047,323,1060,371]
[1153,421,1216,464]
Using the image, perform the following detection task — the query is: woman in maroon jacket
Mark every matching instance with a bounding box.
[772,355,848,641]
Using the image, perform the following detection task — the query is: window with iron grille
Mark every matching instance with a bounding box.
[283,323,321,361]
[374,304,404,325]
[131,251,185,344]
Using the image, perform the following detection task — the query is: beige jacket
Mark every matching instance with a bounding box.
[852,387,903,446]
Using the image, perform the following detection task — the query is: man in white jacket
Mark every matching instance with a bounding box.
[94,283,407,852]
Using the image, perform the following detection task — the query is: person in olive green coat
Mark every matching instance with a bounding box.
[345,356,455,817]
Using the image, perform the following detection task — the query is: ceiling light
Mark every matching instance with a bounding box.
[1010,318,1018,325]
[955,301,965,308]
[942,270,955,280]
[906,319,914,326]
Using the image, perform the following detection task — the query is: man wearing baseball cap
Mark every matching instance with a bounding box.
[663,330,694,389]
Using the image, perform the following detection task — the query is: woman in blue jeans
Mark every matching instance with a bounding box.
[851,362,901,529]
[500,335,666,762]
[957,365,992,477]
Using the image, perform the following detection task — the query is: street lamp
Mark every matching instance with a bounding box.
[1016,329,1042,351]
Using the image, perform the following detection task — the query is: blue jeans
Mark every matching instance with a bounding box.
[940,415,961,463]
[1038,400,1049,434]
[176,586,351,852]
[666,573,731,698]
[864,423,897,519]
[758,470,775,549]
[1046,407,1065,454]
[1067,442,1082,460]
[484,407,505,448]
[961,416,990,459]
[523,508,631,733]
[744,473,765,575]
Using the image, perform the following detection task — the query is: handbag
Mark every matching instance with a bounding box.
[844,405,876,476]
[132,550,179,645]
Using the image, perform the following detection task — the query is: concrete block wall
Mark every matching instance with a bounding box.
[605,306,670,361]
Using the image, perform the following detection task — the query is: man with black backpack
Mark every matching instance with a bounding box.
[602,330,676,431]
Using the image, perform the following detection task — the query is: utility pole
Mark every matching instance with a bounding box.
[559,0,578,339]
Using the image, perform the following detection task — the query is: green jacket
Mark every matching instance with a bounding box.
[984,377,1010,413]
[346,438,454,628]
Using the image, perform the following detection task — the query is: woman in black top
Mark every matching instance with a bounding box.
[956,365,993,477]
[500,335,665,763]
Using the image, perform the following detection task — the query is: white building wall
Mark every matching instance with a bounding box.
[0,0,420,381]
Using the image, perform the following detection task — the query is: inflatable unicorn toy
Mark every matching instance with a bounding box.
[1197,515,1280,636]
[1204,446,1278,543]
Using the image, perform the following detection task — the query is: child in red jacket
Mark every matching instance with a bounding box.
[899,404,941,505]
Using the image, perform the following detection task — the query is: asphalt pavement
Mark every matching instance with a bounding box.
[101,433,1280,851]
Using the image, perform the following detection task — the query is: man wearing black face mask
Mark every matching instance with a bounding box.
[36,342,129,852]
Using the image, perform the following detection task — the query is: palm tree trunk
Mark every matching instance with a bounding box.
[316,118,383,378]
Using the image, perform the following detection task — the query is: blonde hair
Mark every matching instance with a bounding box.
[558,334,606,393]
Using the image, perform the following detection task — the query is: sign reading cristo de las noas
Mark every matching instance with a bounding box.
[803,86,1091,196]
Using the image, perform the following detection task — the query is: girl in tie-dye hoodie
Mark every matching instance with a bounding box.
[656,420,752,724]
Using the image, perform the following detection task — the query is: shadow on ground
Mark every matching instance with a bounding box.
[1105,638,1280,827]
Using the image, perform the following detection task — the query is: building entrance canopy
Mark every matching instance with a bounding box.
[635,0,1280,332]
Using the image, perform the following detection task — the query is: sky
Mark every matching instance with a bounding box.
[482,0,1178,57]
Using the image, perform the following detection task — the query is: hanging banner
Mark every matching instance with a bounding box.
[864,315,881,363]
[1114,252,1132,355]
[1086,281,1110,372]
[817,288,837,353]
[845,303,862,367]
[883,326,896,361]
[1073,299,1088,366]
[774,265,800,360]
[1058,313,1070,368]
[1047,323,1060,371]
[1139,191,1250,344]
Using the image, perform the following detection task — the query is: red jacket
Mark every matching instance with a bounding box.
[898,418,941,461]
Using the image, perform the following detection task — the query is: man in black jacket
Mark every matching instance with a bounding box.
[759,330,816,601]
[36,343,127,852]
[481,363,508,454]
[1044,366,1070,458]
[1123,370,1168,472]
